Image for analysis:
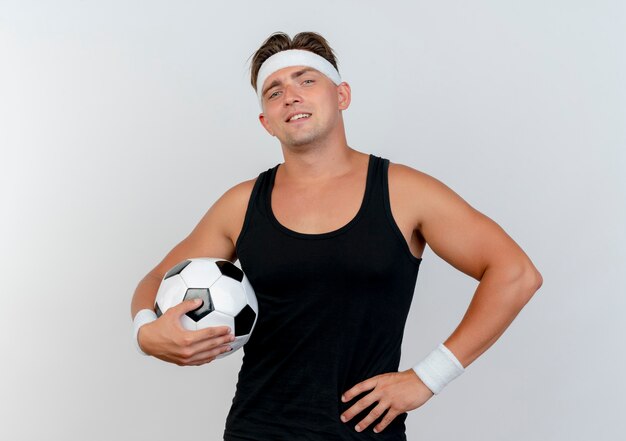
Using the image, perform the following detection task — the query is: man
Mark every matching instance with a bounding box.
[131,31,543,440]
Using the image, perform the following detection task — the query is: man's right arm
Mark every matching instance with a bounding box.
[130,178,255,366]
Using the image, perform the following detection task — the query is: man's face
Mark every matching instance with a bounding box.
[258,65,350,147]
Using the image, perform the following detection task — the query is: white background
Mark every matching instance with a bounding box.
[1,1,624,440]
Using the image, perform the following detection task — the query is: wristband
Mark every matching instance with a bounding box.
[132,309,157,356]
[412,343,465,394]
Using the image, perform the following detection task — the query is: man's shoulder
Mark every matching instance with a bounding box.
[218,176,259,210]
[215,161,278,217]
[227,176,258,196]
[204,176,259,245]
[387,160,465,231]
[387,160,439,194]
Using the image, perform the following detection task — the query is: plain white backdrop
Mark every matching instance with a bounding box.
[1,1,624,440]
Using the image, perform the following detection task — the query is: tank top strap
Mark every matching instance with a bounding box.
[254,164,278,219]
[366,153,386,209]
[360,153,393,228]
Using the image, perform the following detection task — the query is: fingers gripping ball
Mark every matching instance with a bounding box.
[154,257,258,359]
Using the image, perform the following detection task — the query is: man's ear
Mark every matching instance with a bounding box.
[337,82,351,110]
[259,113,275,137]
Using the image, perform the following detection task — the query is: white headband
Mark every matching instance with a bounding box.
[255,49,342,108]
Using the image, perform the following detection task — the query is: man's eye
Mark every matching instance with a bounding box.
[268,80,313,99]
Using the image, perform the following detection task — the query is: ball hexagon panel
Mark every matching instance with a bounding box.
[179,258,223,289]
[196,310,235,332]
[210,275,247,317]
[182,288,213,322]
[154,274,188,315]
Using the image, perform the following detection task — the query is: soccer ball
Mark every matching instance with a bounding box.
[154,257,258,358]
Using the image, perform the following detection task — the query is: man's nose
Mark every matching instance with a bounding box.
[283,85,302,105]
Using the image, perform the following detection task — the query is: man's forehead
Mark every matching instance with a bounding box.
[262,66,321,94]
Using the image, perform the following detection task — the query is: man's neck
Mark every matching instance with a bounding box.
[278,145,364,185]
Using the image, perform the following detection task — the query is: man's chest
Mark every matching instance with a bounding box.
[268,173,424,259]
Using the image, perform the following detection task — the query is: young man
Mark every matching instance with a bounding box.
[131,32,543,440]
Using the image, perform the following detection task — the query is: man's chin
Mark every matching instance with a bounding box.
[281,132,321,147]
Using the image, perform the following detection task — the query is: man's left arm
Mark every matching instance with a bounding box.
[340,164,543,434]
[410,166,543,369]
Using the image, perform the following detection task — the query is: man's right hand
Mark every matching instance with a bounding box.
[137,299,236,366]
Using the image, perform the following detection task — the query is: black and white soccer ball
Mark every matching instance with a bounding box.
[154,257,258,358]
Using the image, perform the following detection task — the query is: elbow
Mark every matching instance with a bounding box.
[534,270,544,291]
[518,266,543,305]
[525,262,543,291]
[499,261,543,290]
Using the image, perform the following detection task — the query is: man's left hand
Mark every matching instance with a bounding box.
[340,368,434,433]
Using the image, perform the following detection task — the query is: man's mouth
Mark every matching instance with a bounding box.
[286,113,312,123]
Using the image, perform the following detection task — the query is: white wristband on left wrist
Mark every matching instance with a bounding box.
[412,343,465,395]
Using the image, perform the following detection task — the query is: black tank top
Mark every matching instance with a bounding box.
[223,154,422,441]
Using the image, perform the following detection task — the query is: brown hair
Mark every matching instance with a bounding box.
[248,31,340,92]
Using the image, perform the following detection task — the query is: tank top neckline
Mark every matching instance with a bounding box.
[265,154,375,240]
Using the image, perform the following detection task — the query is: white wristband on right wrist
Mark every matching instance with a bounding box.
[412,343,465,395]
[132,309,157,356]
